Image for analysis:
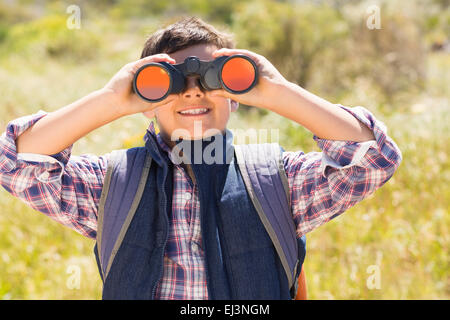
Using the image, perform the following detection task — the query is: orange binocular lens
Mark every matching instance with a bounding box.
[221,56,256,92]
[134,65,171,101]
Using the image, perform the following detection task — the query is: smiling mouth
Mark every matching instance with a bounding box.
[177,107,211,116]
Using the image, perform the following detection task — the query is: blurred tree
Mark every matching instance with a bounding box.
[233,0,427,111]
[0,1,35,24]
[232,0,348,88]
[345,4,427,109]
[110,0,169,17]
[0,15,102,62]
[106,0,252,26]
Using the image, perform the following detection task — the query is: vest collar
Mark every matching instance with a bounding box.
[144,121,235,167]
[143,122,171,167]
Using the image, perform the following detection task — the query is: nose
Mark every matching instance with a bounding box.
[182,75,205,99]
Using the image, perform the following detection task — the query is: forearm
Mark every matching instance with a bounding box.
[16,89,123,155]
[266,81,375,142]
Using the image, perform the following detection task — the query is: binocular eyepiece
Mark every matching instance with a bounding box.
[133,54,258,103]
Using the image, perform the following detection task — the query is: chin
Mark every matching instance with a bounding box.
[186,128,224,140]
[168,122,224,141]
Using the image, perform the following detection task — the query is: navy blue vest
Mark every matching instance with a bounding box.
[94,130,305,299]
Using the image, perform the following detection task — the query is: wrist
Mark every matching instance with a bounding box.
[263,79,298,112]
[96,88,129,118]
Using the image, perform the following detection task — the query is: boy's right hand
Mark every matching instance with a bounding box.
[102,54,177,117]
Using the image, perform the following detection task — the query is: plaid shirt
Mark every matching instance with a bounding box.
[0,105,402,300]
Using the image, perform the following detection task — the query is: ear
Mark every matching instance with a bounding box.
[230,99,239,112]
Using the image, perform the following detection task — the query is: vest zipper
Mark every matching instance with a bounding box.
[194,174,213,299]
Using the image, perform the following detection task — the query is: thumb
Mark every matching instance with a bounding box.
[210,89,231,98]
[143,109,155,118]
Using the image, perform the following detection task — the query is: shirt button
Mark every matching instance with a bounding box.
[40,171,50,180]
[184,192,192,201]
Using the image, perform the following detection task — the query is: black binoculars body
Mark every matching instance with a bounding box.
[133,54,258,103]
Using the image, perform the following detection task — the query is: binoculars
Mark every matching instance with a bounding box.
[133,54,258,103]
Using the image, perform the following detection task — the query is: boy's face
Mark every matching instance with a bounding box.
[143,44,238,147]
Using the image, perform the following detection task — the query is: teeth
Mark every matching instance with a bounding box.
[179,108,208,115]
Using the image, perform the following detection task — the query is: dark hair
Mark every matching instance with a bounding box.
[140,16,235,58]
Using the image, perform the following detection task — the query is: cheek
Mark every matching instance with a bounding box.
[211,97,231,111]
[154,109,176,129]
[212,103,232,126]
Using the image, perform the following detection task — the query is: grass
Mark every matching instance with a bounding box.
[0,13,448,300]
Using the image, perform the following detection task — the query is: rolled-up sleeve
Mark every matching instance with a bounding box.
[0,111,110,239]
[283,104,402,238]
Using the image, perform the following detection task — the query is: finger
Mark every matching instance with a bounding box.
[149,102,174,115]
[130,91,175,113]
[148,96,177,113]
[212,48,239,57]
[212,48,260,61]
[133,54,176,71]
[137,102,167,117]
[141,53,176,64]
[210,89,233,99]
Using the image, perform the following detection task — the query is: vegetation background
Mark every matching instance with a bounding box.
[0,0,448,299]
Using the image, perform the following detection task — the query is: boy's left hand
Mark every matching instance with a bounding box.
[211,48,289,109]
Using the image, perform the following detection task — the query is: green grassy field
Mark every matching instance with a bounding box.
[0,7,448,299]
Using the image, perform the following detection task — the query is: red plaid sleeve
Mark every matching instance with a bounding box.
[283,105,402,238]
[0,111,111,239]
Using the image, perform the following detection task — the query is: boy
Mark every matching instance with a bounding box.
[0,17,402,299]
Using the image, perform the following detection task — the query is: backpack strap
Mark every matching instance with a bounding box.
[96,148,152,281]
[234,143,300,292]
